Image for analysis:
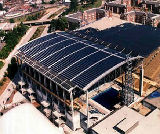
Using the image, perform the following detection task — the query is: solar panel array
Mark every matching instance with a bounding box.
[78,23,160,57]
[17,32,128,91]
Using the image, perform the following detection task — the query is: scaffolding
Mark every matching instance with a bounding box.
[122,54,134,106]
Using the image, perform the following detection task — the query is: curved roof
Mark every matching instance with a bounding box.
[17,32,142,92]
[78,23,160,57]
[0,103,63,134]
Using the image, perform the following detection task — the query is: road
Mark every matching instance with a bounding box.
[0,26,38,80]
[0,5,65,104]
[0,5,66,80]
[24,6,65,25]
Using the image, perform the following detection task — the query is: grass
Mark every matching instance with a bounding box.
[63,0,102,15]
[78,0,102,11]
[9,11,45,23]
[30,26,45,41]
[0,77,6,87]
[0,61,4,70]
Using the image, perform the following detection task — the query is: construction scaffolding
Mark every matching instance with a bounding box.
[122,54,134,106]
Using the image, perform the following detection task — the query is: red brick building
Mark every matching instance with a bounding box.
[65,8,106,27]
[104,0,143,14]
[122,10,160,27]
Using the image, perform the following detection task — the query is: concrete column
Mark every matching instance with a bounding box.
[44,77,47,87]
[20,59,23,69]
[139,64,144,96]
[70,91,75,131]
[33,69,36,79]
[49,80,52,91]
[86,90,89,130]
[56,85,60,107]
[39,73,41,83]
[29,66,31,75]
[117,7,119,14]
[63,90,67,116]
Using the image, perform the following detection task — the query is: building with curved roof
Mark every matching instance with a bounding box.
[15,31,143,131]
[0,103,63,134]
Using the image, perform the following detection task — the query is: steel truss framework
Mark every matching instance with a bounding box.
[122,54,134,106]
[16,32,143,95]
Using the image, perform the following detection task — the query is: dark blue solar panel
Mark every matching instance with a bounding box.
[18,32,132,90]
[20,33,59,52]
[51,46,96,72]
[78,24,160,56]
[72,56,124,88]
[25,36,66,56]
[33,39,76,61]
[60,32,94,45]
[41,42,86,68]
[61,32,125,58]
[60,51,110,80]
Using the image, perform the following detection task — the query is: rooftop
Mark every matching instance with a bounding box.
[130,108,160,134]
[79,16,129,31]
[0,103,63,134]
[78,23,160,57]
[92,106,144,134]
[16,32,142,92]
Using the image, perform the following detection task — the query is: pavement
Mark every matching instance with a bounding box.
[41,24,50,37]
[0,80,15,111]
[24,6,66,25]
[0,26,38,81]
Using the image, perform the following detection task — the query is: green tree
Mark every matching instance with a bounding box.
[0,23,28,59]
[56,17,68,31]
[0,30,5,37]
[9,18,15,23]
[69,0,78,12]
[48,17,68,32]
[50,0,55,4]
[68,22,80,30]
[0,3,3,11]
[7,57,18,79]
[91,0,96,4]
[157,22,160,28]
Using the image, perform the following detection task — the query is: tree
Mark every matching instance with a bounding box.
[48,17,68,32]
[7,57,18,79]
[69,0,78,12]
[157,22,160,28]
[50,0,55,4]
[91,0,96,4]
[56,17,68,31]
[0,3,3,11]
[9,18,15,23]
[0,30,5,37]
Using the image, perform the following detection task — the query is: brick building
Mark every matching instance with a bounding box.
[123,10,160,26]
[104,0,143,14]
[65,8,106,28]
[142,0,160,14]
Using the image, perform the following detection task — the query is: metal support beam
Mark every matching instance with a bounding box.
[122,54,134,106]
[139,63,144,96]
[86,90,89,130]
